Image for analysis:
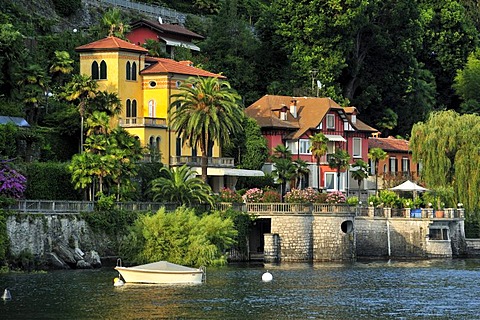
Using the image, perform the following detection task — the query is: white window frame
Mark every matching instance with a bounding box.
[353,138,362,158]
[326,114,335,129]
[390,157,397,173]
[402,158,409,172]
[324,172,346,191]
[299,139,311,154]
[286,140,297,154]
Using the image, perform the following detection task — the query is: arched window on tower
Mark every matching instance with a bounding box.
[126,61,131,80]
[91,61,99,80]
[132,62,137,80]
[100,60,107,79]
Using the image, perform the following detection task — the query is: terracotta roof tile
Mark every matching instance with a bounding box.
[75,36,148,53]
[141,57,224,77]
[369,137,410,152]
[130,19,204,40]
[246,95,344,138]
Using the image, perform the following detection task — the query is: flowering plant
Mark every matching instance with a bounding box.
[262,190,281,203]
[0,162,26,199]
[218,188,242,203]
[326,191,346,204]
[242,188,264,203]
[284,187,319,203]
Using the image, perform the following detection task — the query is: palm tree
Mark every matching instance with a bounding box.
[90,91,122,117]
[368,147,388,195]
[272,144,292,160]
[293,159,310,189]
[150,165,215,207]
[328,149,351,191]
[309,133,329,189]
[272,157,297,199]
[49,51,74,86]
[18,64,48,125]
[101,8,131,38]
[169,77,244,183]
[62,74,98,153]
[350,159,369,199]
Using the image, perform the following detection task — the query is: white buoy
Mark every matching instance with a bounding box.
[262,271,273,282]
[2,289,11,300]
[113,277,125,287]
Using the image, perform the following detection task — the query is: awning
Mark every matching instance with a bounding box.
[158,36,201,51]
[193,167,265,177]
[324,134,346,142]
[0,116,30,127]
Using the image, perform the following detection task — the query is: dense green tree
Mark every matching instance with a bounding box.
[410,110,480,224]
[453,50,480,113]
[169,76,244,182]
[120,206,237,266]
[272,157,296,199]
[328,149,351,192]
[368,147,387,196]
[223,116,268,170]
[198,0,262,104]
[292,159,309,189]
[150,165,214,206]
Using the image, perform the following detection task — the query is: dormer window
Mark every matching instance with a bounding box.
[351,114,356,124]
[280,111,287,120]
[326,114,335,129]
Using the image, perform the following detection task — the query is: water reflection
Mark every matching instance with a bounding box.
[1,260,480,319]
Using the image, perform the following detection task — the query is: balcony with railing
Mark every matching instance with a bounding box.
[119,117,167,127]
[170,156,235,167]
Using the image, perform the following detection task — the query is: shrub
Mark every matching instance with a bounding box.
[120,206,237,266]
[346,196,359,206]
[0,161,26,199]
[242,188,264,203]
[379,190,402,208]
[218,188,242,203]
[284,187,319,203]
[262,190,281,203]
[326,191,346,204]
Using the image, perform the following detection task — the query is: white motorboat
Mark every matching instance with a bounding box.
[115,260,205,284]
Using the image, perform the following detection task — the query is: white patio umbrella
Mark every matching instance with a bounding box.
[389,180,429,192]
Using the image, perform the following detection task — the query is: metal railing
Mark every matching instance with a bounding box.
[85,0,186,24]
[170,156,235,167]
[5,200,465,219]
[119,117,167,127]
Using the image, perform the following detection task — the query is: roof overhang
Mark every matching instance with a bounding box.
[158,36,200,51]
[324,134,346,142]
[193,167,265,177]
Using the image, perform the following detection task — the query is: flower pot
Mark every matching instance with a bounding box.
[435,210,444,218]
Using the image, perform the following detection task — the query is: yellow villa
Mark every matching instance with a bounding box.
[75,36,263,192]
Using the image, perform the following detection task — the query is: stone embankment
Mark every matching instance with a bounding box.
[7,214,111,269]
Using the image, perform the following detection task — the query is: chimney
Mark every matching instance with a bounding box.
[290,99,297,118]
[179,60,194,67]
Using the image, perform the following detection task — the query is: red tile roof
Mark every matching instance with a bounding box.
[369,136,410,152]
[246,95,377,138]
[75,36,148,53]
[142,57,224,78]
[130,19,204,40]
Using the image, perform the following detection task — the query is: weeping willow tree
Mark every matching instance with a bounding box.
[410,110,480,218]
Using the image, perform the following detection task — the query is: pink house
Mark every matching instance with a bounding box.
[245,95,378,192]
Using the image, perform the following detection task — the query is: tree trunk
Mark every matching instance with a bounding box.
[201,150,208,183]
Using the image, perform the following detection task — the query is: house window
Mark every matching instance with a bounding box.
[99,60,107,79]
[353,138,362,158]
[326,114,335,129]
[324,172,346,191]
[91,61,99,79]
[351,115,356,124]
[286,140,297,154]
[207,140,213,157]
[390,157,397,173]
[149,136,154,147]
[126,61,131,80]
[126,99,137,124]
[280,111,287,120]
[132,62,137,80]
[325,172,335,190]
[176,81,182,88]
[192,147,197,157]
[402,158,410,172]
[176,137,182,156]
[299,139,311,154]
[327,141,335,154]
[429,228,449,241]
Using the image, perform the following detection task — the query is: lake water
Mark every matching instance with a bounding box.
[2,259,480,319]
